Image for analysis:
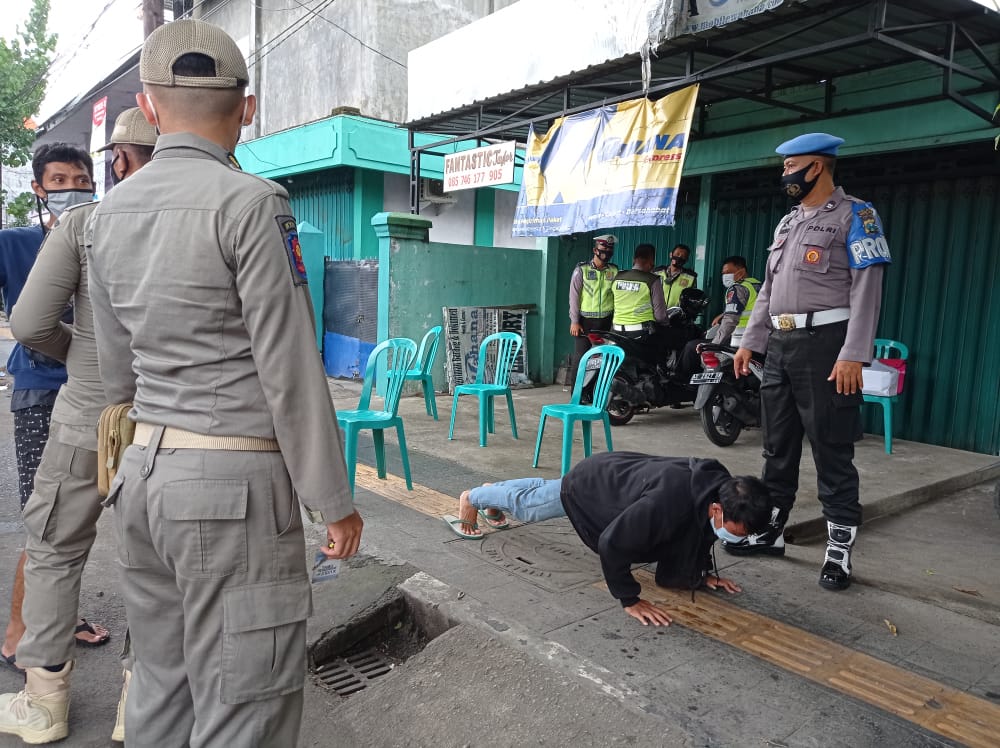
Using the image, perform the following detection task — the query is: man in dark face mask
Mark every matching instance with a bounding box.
[568,234,619,387]
[654,243,699,309]
[29,143,95,232]
[731,132,891,593]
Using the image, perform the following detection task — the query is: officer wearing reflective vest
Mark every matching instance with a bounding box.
[611,243,668,339]
[712,255,761,348]
[733,133,889,592]
[654,243,698,308]
[568,234,618,383]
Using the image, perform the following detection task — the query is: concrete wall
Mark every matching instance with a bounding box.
[205,0,519,135]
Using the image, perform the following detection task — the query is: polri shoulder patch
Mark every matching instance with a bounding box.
[846,202,891,268]
[276,215,308,285]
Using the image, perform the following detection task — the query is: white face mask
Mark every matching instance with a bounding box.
[721,273,736,288]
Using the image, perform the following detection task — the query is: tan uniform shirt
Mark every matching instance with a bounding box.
[87,132,354,522]
[740,187,884,363]
[10,202,103,449]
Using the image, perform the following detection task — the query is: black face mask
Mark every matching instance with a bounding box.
[781,162,819,201]
[670,254,687,267]
[595,250,613,264]
[110,152,130,186]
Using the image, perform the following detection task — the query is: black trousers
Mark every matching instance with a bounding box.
[571,315,612,385]
[759,321,863,526]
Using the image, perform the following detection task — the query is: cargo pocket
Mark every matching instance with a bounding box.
[160,480,249,578]
[797,230,835,273]
[221,578,312,704]
[827,390,863,444]
[21,484,58,544]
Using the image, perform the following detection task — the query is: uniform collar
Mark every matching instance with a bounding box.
[151,132,235,167]
[793,185,846,216]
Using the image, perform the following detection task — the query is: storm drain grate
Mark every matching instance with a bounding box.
[316,648,394,696]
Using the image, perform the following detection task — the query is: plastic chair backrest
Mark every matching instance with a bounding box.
[873,338,909,361]
[473,332,523,386]
[412,326,443,374]
[571,345,625,408]
[357,338,418,415]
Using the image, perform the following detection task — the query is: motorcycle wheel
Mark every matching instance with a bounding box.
[701,403,742,446]
[607,399,635,426]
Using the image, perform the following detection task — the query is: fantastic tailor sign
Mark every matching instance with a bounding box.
[443,141,516,191]
[513,85,699,236]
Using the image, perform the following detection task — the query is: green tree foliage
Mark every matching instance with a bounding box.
[3,191,37,227]
[0,0,57,168]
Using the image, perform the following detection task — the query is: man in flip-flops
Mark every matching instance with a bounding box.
[0,143,112,682]
[0,110,158,744]
[445,451,773,626]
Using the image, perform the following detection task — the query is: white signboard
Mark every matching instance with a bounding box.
[443,141,516,192]
[682,0,784,35]
[89,96,108,199]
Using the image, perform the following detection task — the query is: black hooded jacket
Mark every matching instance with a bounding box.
[560,452,730,607]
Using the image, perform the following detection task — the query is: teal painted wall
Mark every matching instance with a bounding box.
[352,168,384,260]
[376,216,544,392]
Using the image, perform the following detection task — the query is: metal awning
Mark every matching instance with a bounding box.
[406,0,1000,211]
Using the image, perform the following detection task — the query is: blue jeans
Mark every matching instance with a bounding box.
[467,478,565,523]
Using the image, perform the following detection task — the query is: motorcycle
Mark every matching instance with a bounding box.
[690,343,765,446]
[584,289,708,426]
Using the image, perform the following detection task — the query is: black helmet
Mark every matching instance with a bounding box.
[679,287,709,318]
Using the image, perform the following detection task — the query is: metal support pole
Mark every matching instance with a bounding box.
[408,129,420,215]
[142,0,164,38]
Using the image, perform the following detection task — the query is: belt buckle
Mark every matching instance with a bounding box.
[777,314,796,331]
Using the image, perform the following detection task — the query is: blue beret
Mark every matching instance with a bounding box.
[775,133,845,157]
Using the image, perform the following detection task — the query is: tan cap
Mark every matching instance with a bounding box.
[97,107,158,152]
[140,19,248,89]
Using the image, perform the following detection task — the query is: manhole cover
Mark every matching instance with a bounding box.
[316,648,393,696]
[457,518,604,592]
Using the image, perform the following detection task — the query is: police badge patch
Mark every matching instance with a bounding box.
[276,215,308,286]
[846,202,891,269]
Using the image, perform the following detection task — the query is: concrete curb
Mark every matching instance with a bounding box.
[398,572,659,716]
[785,459,1000,543]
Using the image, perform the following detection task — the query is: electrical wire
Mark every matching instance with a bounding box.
[248,0,338,69]
[284,0,406,68]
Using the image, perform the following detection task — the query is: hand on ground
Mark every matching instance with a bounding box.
[624,599,672,626]
[705,575,741,594]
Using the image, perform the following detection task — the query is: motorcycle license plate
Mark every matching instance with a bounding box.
[690,371,723,385]
[585,357,602,371]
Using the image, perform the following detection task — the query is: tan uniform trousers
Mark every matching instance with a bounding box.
[110,428,310,748]
[18,433,102,668]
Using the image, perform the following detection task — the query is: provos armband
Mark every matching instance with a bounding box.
[847,202,891,269]
[276,215,309,286]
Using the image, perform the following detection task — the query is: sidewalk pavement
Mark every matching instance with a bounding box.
[328,380,1000,541]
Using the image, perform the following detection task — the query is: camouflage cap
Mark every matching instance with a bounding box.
[97,107,157,152]
[140,19,248,89]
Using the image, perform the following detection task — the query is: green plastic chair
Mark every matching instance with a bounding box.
[532,344,625,475]
[404,325,443,419]
[863,338,909,455]
[337,337,417,496]
[448,331,523,447]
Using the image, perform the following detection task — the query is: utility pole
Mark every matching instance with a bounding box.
[143,0,164,38]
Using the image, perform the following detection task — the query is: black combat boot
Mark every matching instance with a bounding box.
[819,522,857,591]
[722,507,787,557]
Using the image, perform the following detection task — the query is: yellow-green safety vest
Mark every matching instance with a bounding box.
[578,262,618,318]
[612,270,657,325]
[657,268,698,308]
[735,277,762,331]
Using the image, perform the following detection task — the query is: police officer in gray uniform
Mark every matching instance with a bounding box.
[732,133,889,591]
[0,108,158,745]
[88,20,362,747]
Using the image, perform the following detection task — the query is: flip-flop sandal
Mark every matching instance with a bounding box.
[0,651,23,675]
[442,514,483,539]
[75,619,111,648]
[477,508,509,530]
